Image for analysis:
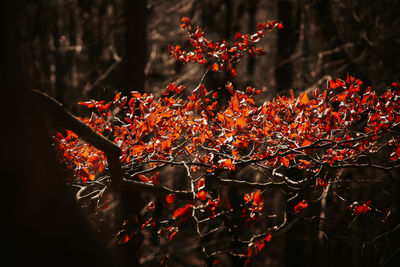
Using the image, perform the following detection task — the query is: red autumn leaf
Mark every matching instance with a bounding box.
[317,178,328,189]
[138,174,150,182]
[113,92,121,103]
[168,230,178,241]
[231,93,240,112]
[197,177,205,190]
[196,190,208,200]
[299,92,309,107]
[294,200,308,213]
[151,172,160,185]
[264,234,272,242]
[217,112,224,122]
[336,92,348,101]
[173,204,193,219]
[118,234,130,245]
[301,139,312,147]
[235,116,246,128]
[219,158,235,171]
[78,168,90,182]
[253,191,263,204]
[161,139,172,150]
[225,81,234,95]
[351,200,371,215]
[328,78,345,89]
[298,159,311,167]
[230,67,237,77]
[78,101,95,108]
[166,194,176,204]
[256,241,265,252]
[130,91,141,98]
[280,157,290,167]
[211,63,219,72]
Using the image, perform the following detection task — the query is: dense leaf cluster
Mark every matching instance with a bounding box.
[55,18,400,264]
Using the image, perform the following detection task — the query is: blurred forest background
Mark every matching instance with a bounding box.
[18,0,400,113]
[9,0,400,266]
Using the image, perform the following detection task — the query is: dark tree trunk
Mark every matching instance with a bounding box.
[1,2,112,266]
[275,0,300,92]
[116,1,149,265]
[122,0,147,94]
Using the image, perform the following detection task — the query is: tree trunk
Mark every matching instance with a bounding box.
[275,0,300,92]
[122,0,147,94]
[1,2,112,266]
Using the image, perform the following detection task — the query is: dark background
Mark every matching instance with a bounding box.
[2,0,400,266]
[17,0,400,112]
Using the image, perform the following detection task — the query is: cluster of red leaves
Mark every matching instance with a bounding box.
[350,200,372,215]
[246,233,272,265]
[242,191,264,223]
[55,130,106,183]
[54,73,400,262]
[54,75,400,247]
[169,17,282,77]
[54,17,400,263]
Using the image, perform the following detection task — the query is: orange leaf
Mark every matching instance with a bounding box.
[196,190,208,200]
[299,92,309,107]
[168,230,178,241]
[220,158,235,171]
[79,101,95,108]
[225,81,234,95]
[253,191,263,204]
[212,63,219,72]
[301,139,312,147]
[217,112,224,122]
[89,173,96,181]
[231,93,240,112]
[298,159,311,167]
[130,91,141,98]
[118,234,130,245]
[161,139,172,150]
[113,92,121,103]
[280,157,290,167]
[236,116,246,128]
[336,92,348,101]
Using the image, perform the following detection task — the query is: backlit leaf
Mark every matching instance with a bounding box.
[232,93,240,112]
[166,194,176,204]
[294,200,308,213]
[138,174,150,182]
[173,204,193,219]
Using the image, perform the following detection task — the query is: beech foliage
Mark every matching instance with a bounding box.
[55,17,400,265]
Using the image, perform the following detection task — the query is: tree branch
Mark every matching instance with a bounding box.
[31,89,123,190]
